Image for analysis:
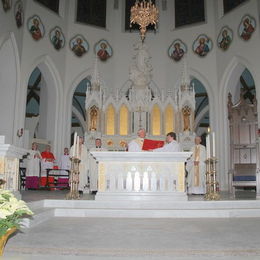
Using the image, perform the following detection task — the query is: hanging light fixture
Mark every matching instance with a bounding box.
[130,0,159,42]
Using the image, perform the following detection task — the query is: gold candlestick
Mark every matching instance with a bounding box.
[66,157,81,200]
[205,157,220,200]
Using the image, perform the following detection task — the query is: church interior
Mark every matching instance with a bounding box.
[0,0,260,258]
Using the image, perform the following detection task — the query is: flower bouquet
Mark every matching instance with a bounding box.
[0,189,33,254]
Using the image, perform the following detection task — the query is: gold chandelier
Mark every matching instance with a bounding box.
[130,0,159,42]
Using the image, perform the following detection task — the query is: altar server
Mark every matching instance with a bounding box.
[26,142,41,189]
[26,142,41,176]
[186,136,206,194]
[153,132,181,152]
[59,147,71,173]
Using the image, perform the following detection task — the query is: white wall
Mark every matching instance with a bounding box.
[0,0,259,190]
[0,0,24,144]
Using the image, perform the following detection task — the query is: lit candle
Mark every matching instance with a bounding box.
[73,132,77,157]
[212,132,216,158]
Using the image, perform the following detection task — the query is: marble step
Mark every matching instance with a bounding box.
[21,201,54,228]
[20,199,260,226]
[43,199,260,210]
[54,207,260,218]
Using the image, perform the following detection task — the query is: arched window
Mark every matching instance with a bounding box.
[35,0,60,14]
[76,0,106,28]
[106,104,115,135]
[165,105,174,134]
[119,105,128,136]
[223,0,248,14]
[151,104,161,136]
[175,0,205,28]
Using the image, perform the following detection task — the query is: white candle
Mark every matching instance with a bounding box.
[76,136,80,159]
[73,132,77,157]
[212,132,216,158]
[206,134,211,159]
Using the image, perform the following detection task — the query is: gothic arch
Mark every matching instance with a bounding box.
[0,32,20,145]
[151,104,161,136]
[173,67,215,131]
[106,104,115,135]
[22,55,63,154]
[64,69,91,148]
[218,56,259,186]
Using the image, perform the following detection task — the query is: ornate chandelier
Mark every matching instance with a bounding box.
[130,0,159,42]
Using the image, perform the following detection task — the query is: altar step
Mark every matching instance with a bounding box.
[22,199,260,228]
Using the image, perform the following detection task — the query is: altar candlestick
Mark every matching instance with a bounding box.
[72,132,77,157]
[212,132,216,158]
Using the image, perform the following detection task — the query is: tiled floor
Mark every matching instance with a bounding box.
[4,189,259,259]
[5,216,260,259]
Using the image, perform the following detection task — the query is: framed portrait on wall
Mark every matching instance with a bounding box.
[49,26,65,50]
[94,39,113,61]
[27,15,45,41]
[70,35,89,57]
[192,34,212,57]
[238,15,256,41]
[168,39,187,62]
[14,0,23,28]
[217,26,233,51]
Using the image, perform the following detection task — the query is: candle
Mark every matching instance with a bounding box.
[206,134,211,159]
[212,132,216,158]
[76,136,80,159]
[73,132,77,157]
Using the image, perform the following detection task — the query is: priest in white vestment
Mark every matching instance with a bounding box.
[186,136,206,194]
[89,138,107,193]
[26,142,41,177]
[58,147,71,174]
[153,132,181,152]
[70,137,89,193]
[128,128,146,152]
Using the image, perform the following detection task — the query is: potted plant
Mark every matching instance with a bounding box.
[0,188,33,255]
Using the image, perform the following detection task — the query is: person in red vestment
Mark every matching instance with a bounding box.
[41,145,55,177]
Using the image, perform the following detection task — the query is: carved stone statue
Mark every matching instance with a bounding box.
[90,107,98,131]
[182,105,191,131]
[129,42,152,89]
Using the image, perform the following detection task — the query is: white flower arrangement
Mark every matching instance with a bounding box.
[0,190,33,237]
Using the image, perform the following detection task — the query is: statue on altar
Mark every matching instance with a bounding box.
[182,105,191,131]
[90,107,98,131]
[129,42,152,88]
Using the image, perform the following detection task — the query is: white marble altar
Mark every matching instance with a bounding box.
[0,136,28,197]
[91,151,192,201]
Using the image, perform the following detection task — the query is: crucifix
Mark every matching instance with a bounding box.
[137,106,143,129]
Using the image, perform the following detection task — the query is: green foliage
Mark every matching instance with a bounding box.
[0,190,33,237]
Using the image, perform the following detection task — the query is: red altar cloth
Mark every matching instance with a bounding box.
[142,139,164,150]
